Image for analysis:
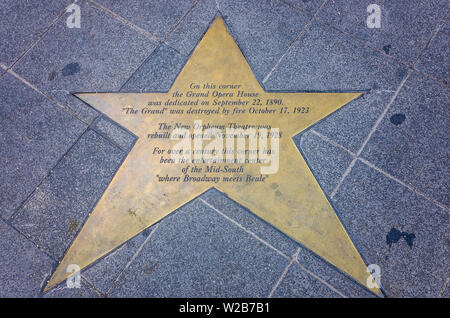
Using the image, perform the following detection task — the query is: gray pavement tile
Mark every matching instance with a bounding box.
[108,199,289,297]
[0,125,46,216]
[283,0,324,14]
[121,44,186,92]
[0,219,54,297]
[311,91,394,154]
[12,0,158,123]
[442,281,450,298]
[92,115,136,151]
[264,17,404,153]
[264,20,408,91]
[217,0,311,82]
[416,15,450,85]
[271,263,341,297]
[333,160,449,297]
[293,130,354,196]
[200,188,300,257]
[0,150,39,219]
[361,71,449,207]
[317,0,450,65]
[0,0,72,66]
[12,129,126,260]
[295,247,375,297]
[165,0,218,56]
[43,279,100,298]
[95,0,197,39]
[82,226,154,293]
[0,73,86,219]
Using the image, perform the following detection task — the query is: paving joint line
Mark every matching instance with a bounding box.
[0,1,79,81]
[329,157,357,199]
[262,0,328,84]
[359,158,450,212]
[3,128,108,265]
[438,276,449,298]
[3,67,90,125]
[278,2,450,90]
[312,15,412,70]
[89,117,135,153]
[0,214,59,264]
[39,274,103,298]
[412,8,450,69]
[7,125,89,222]
[291,258,348,298]
[87,0,160,43]
[162,0,201,42]
[88,0,186,57]
[199,198,290,260]
[410,8,450,88]
[280,0,324,18]
[350,71,411,157]
[310,7,450,88]
[80,275,106,298]
[110,0,206,91]
[2,122,136,269]
[412,67,450,89]
[118,48,159,91]
[268,248,300,297]
[87,122,132,159]
[200,198,360,297]
[309,129,356,157]
[330,69,412,199]
[308,129,449,212]
[292,3,446,88]
[0,84,139,269]
[105,223,161,296]
[38,269,54,294]
[1,0,446,298]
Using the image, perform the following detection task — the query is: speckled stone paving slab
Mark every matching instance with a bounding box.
[0,0,448,298]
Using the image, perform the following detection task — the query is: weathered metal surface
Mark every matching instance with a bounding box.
[46,16,380,296]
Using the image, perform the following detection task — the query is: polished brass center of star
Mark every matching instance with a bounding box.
[46,15,380,295]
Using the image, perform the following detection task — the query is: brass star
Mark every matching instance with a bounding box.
[46,16,380,295]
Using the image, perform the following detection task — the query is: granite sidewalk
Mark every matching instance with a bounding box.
[0,0,448,298]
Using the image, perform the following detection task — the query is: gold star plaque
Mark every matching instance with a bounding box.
[46,16,380,295]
